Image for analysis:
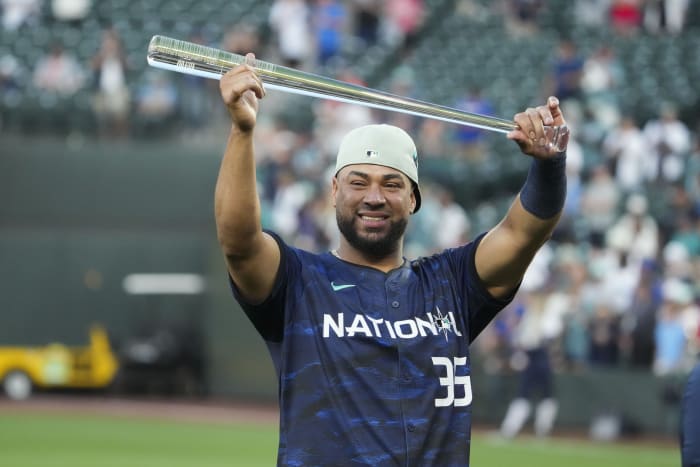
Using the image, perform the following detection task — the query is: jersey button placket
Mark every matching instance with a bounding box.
[387,279,400,310]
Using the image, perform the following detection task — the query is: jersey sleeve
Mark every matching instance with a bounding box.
[448,232,519,342]
[227,230,297,343]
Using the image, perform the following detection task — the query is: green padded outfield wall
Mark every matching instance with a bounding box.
[0,135,276,400]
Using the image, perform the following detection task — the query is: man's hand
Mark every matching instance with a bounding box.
[507,96,567,159]
[219,53,266,133]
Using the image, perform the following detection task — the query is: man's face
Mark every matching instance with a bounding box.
[332,164,416,258]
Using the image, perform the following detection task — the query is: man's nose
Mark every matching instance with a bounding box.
[363,184,386,205]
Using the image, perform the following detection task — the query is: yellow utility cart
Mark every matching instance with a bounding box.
[0,325,119,400]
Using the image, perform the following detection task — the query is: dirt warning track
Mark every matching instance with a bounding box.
[0,395,279,426]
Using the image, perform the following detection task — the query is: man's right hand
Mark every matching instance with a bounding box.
[219,53,266,133]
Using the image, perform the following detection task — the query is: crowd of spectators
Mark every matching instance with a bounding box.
[1,0,699,382]
[254,0,700,384]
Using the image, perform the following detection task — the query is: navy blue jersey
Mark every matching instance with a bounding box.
[682,363,700,467]
[230,231,514,466]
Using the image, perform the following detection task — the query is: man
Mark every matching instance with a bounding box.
[215,54,568,466]
[682,362,700,466]
[499,288,560,439]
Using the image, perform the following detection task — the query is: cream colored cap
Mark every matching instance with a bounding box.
[335,124,421,212]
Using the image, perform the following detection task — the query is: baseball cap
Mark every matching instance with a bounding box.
[335,124,422,213]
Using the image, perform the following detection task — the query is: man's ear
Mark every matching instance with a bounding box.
[331,176,338,207]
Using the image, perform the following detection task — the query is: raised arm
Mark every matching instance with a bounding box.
[475,96,567,299]
[215,54,280,304]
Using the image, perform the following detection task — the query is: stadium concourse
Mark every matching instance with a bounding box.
[2,0,700,439]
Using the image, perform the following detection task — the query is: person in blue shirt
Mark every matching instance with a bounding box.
[214,54,568,466]
[682,362,700,466]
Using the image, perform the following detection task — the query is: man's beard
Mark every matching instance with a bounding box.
[336,211,408,260]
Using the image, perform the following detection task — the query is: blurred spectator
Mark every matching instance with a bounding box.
[404,182,440,256]
[315,177,342,250]
[0,52,22,129]
[683,318,700,368]
[609,0,643,35]
[684,141,700,213]
[351,0,381,47]
[384,0,424,49]
[663,240,693,281]
[289,130,326,179]
[581,46,624,131]
[222,23,260,56]
[554,249,599,369]
[474,245,555,375]
[453,87,494,162]
[417,119,451,160]
[580,164,621,246]
[32,43,85,95]
[643,103,692,185]
[1,0,41,31]
[269,0,312,69]
[271,169,313,240]
[654,278,696,376]
[295,194,332,252]
[500,285,562,438]
[602,116,650,193]
[134,70,178,136]
[655,184,697,244]
[644,0,690,35]
[620,259,661,368]
[455,0,491,20]
[607,193,660,263]
[434,187,471,249]
[503,0,543,37]
[546,39,584,105]
[556,137,585,242]
[258,125,297,202]
[380,64,421,131]
[0,52,22,98]
[671,217,700,259]
[312,0,347,66]
[588,302,621,366]
[596,243,644,324]
[51,0,91,24]
[90,28,130,139]
[574,0,611,27]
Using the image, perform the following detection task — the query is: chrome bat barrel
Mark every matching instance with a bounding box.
[147,35,568,150]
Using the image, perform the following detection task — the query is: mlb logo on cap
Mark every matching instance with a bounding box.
[366,150,379,158]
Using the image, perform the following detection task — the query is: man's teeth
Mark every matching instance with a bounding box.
[362,216,384,221]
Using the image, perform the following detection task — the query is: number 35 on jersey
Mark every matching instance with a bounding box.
[432,356,472,407]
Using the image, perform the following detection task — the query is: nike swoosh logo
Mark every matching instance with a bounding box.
[331,281,356,291]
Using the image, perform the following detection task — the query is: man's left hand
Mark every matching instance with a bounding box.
[507,96,567,159]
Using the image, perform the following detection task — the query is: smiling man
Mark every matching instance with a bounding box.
[214,54,568,467]
[332,124,418,268]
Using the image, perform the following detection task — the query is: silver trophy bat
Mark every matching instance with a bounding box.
[146,35,568,151]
